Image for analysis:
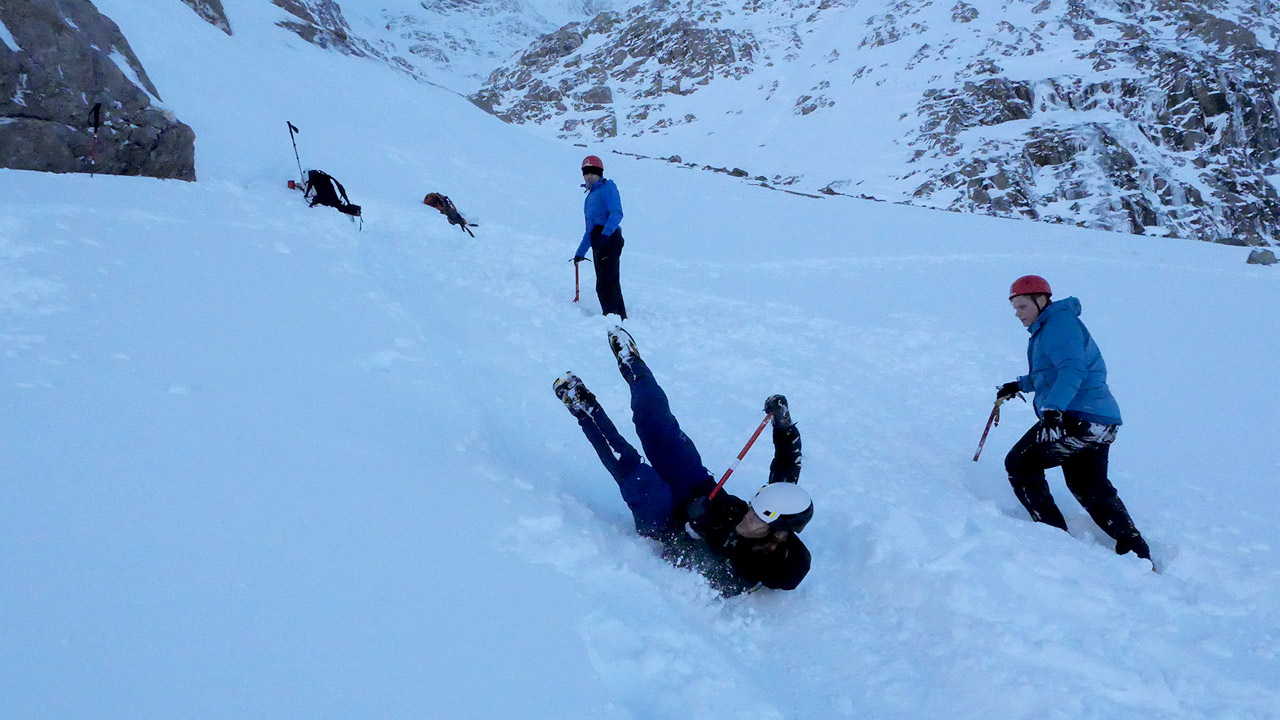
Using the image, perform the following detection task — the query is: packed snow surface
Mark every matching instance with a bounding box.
[3,2,1278,718]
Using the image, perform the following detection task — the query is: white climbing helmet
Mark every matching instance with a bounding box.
[749,483,813,533]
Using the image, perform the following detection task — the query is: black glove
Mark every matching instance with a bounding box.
[996,381,1023,402]
[572,256,586,264]
[686,495,712,523]
[1036,409,1066,444]
[684,496,714,539]
[764,394,792,428]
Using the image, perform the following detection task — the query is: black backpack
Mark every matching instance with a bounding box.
[305,170,361,218]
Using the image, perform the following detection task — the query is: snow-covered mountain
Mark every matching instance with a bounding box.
[3,1,1280,719]
[471,0,1280,246]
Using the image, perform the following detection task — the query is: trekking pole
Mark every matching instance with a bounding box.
[286,121,304,184]
[972,398,1004,462]
[87,102,102,177]
[708,413,773,499]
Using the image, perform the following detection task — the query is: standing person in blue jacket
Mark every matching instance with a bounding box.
[997,275,1152,564]
[574,155,627,320]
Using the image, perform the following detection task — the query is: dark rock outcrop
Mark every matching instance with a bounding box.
[0,0,195,180]
[1247,248,1277,265]
[179,0,231,35]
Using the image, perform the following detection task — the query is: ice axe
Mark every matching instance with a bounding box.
[708,412,774,500]
[572,257,590,303]
[972,398,1007,461]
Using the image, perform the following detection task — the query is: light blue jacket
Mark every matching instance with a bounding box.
[576,178,623,259]
[1016,297,1122,425]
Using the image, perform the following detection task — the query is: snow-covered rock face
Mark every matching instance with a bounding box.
[471,0,761,138]
[899,0,1280,246]
[179,0,231,34]
[0,0,196,180]
[470,0,1280,246]
[271,0,381,57]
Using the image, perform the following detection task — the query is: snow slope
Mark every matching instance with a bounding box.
[3,2,1279,718]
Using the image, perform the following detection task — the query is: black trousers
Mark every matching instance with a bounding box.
[1004,418,1142,543]
[590,227,627,320]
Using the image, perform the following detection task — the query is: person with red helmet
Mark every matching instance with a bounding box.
[574,155,627,320]
[997,276,1152,565]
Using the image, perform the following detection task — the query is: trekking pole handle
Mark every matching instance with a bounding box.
[708,412,773,500]
[972,399,1003,462]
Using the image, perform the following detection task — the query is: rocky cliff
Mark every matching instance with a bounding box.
[0,0,195,180]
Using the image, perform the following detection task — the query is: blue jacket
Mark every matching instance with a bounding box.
[576,178,623,259]
[1016,297,1122,425]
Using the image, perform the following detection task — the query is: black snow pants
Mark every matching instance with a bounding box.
[1004,417,1144,545]
[590,226,627,320]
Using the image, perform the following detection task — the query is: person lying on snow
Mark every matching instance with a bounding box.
[554,327,813,597]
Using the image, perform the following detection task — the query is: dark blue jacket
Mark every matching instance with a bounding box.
[1016,297,1122,425]
[576,178,623,259]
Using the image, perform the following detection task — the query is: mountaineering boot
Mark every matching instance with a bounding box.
[764,394,792,428]
[553,372,597,418]
[1114,533,1151,561]
[607,326,640,381]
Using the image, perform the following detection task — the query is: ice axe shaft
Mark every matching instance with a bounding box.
[972,399,1004,462]
[708,413,773,499]
[573,261,580,302]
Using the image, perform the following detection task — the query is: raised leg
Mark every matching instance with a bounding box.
[623,356,715,508]
[574,405,673,537]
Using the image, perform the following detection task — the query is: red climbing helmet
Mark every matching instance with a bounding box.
[581,155,604,174]
[1009,275,1052,299]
